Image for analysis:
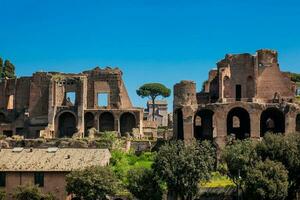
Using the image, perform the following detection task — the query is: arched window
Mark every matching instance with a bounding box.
[260,108,285,137]
[227,107,251,139]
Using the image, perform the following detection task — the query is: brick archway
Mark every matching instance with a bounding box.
[58,112,77,138]
[120,112,136,136]
[260,107,285,136]
[227,107,250,140]
[194,109,214,140]
[99,112,115,132]
[84,112,95,136]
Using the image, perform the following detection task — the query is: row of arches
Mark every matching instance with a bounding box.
[176,107,300,140]
[57,111,137,138]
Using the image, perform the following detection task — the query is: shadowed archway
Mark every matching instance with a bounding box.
[120,112,136,136]
[260,107,285,136]
[84,112,95,137]
[0,113,5,124]
[194,109,214,140]
[175,109,184,140]
[58,112,76,138]
[227,107,250,140]
[99,112,115,132]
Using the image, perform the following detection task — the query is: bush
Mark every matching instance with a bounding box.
[13,185,42,200]
[244,159,289,200]
[66,166,119,200]
[127,167,163,200]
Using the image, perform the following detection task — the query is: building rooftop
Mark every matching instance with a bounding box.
[147,100,168,105]
[0,148,111,172]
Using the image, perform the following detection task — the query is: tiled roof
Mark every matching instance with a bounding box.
[147,100,168,105]
[0,148,111,172]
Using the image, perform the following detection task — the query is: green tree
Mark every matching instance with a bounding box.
[152,140,216,200]
[3,59,15,78]
[222,139,258,187]
[13,185,42,200]
[136,83,171,120]
[256,133,300,197]
[66,166,119,200]
[244,159,289,200]
[127,167,163,200]
[0,190,5,200]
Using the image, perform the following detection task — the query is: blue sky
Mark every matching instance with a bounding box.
[1,0,300,111]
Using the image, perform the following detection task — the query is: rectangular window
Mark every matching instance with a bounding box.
[236,85,242,101]
[66,92,76,105]
[34,172,44,187]
[0,172,6,187]
[97,93,109,107]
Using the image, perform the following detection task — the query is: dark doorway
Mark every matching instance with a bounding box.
[99,112,115,132]
[227,107,250,140]
[3,130,12,137]
[194,109,214,140]
[176,109,184,140]
[260,108,285,136]
[0,113,5,123]
[84,112,95,137]
[296,114,300,132]
[236,85,242,101]
[58,112,76,138]
[120,112,136,136]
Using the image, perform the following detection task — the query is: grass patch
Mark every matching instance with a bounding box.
[202,172,234,188]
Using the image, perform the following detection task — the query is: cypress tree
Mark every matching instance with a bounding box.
[3,60,15,78]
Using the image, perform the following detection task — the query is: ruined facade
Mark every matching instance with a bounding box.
[0,67,143,138]
[173,49,300,147]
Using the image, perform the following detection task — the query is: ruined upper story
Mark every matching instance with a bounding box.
[199,49,296,104]
[0,67,133,119]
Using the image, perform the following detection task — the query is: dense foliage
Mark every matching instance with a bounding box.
[152,140,216,200]
[289,72,300,82]
[0,58,15,78]
[66,166,119,200]
[244,159,288,200]
[136,83,171,120]
[222,133,300,199]
[127,167,163,200]
[13,185,55,200]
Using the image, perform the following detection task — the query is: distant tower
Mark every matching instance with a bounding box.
[173,81,197,140]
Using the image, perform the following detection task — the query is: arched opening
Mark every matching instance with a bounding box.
[0,113,5,124]
[296,114,300,132]
[99,112,115,132]
[120,112,136,136]
[194,109,214,140]
[227,107,250,140]
[260,108,285,136]
[223,76,231,98]
[84,112,94,137]
[175,109,184,140]
[58,112,76,138]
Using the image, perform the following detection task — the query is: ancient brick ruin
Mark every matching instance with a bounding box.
[0,67,143,138]
[173,49,300,147]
